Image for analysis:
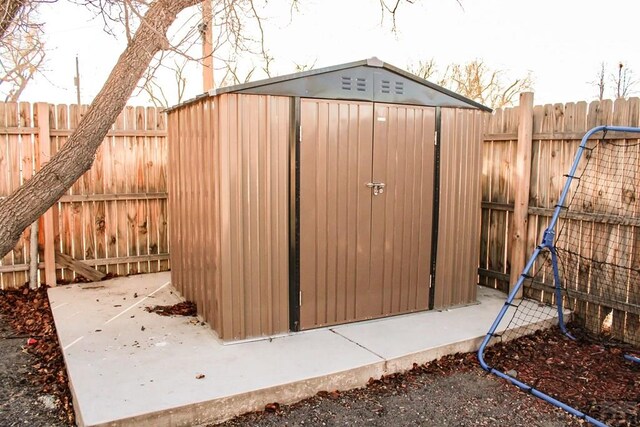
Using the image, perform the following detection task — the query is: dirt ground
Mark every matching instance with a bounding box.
[214,353,581,427]
[1,284,637,427]
[0,286,74,426]
[0,317,66,426]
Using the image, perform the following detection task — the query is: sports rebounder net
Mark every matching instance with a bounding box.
[478,126,640,427]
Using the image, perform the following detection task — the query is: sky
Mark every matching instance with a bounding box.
[16,0,640,107]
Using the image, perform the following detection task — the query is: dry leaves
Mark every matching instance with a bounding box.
[0,285,75,425]
[145,301,197,317]
[484,326,639,426]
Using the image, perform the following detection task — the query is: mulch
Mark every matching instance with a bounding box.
[484,325,640,426]
[0,285,75,425]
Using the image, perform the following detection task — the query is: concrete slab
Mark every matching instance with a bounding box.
[331,286,557,372]
[48,273,562,427]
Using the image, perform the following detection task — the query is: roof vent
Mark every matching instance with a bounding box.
[395,81,404,95]
[381,79,391,94]
[341,76,352,90]
[356,77,366,92]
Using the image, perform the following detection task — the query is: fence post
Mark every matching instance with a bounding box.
[510,92,534,297]
[36,102,57,286]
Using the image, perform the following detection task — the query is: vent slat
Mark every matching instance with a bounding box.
[341,76,352,91]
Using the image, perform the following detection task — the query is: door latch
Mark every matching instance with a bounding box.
[366,182,386,196]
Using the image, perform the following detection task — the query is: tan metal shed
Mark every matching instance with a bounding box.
[167,58,489,341]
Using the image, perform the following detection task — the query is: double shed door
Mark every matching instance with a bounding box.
[299,99,436,329]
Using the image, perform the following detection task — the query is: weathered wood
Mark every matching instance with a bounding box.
[35,103,57,286]
[54,251,106,281]
[482,95,640,344]
[202,0,214,91]
[530,207,640,226]
[510,92,534,296]
[0,101,169,289]
[49,129,166,137]
[0,253,169,273]
[484,131,640,141]
[478,268,640,316]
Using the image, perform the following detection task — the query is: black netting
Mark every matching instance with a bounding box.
[556,137,640,349]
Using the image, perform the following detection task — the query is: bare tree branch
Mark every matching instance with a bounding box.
[0,0,202,258]
[1,0,28,39]
[0,16,46,101]
[410,58,533,109]
[611,62,636,99]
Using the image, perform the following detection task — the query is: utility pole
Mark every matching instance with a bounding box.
[201,0,214,92]
[74,55,81,105]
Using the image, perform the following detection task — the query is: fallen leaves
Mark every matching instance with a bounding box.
[145,301,197,317]
[264,402,280,413]
[0,284,75,425]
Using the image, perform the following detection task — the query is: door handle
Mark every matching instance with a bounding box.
[366,182,386,196]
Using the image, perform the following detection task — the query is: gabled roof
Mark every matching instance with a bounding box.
[168,57,492,112]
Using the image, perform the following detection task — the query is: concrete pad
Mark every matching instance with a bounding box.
[331,286,559,372]
[49,274,383,427]
[49,274,563,427]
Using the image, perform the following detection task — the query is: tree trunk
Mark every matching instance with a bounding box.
[0,0,200,258]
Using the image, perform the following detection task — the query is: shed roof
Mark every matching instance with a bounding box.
[168,57,492,112]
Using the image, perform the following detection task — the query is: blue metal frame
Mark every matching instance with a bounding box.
[478,126,640,427]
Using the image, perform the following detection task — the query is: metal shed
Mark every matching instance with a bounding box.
[167,58,489,341]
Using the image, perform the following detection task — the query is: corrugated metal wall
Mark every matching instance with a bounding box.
[168,98,221,331]
[299,100,374,328]
[434,108,484,308]
[217,94,290,340]
[169,94,290,341]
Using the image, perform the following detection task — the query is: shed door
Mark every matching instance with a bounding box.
[299,99,435,329]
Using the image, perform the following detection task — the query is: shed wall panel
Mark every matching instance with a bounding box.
[168,98,221,331]
[169,95,289,340]
[435,108,483,308]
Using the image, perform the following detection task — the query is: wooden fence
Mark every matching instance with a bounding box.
[480,95,640,341]
[3,94,637,335]
[0,102,168,289]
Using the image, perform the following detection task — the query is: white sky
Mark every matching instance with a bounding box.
[18,0,640,107]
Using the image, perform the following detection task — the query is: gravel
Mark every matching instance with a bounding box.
[0,318,66,426]
[214,354,582,427]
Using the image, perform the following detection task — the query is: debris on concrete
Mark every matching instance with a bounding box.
[145,301,197,317]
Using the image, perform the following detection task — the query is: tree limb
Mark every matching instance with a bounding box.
[0,0,201,258]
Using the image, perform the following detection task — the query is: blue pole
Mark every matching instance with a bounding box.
[549,246,575,339]
[624,354,640,364]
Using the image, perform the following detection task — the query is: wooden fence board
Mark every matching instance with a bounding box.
[481,96,640,345]
[0,102,169,289]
